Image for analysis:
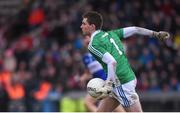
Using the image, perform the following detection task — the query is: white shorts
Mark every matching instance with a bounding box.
[112,79,139,107]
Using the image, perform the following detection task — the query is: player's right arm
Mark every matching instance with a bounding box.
[112,26,170,40]
[123,26,170,40]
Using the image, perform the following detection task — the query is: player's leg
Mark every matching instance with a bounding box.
[114,105,126,112]
[96,96,121,112]
[84,94,97,112]
[122,79,143,112]
[124,100,142,112]
[85,94,125,112]
[113,79,143,112]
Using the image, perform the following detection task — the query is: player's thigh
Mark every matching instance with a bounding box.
[113,79,142,112]
[97,97,119,112]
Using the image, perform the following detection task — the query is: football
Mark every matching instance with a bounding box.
[87,78,105,98]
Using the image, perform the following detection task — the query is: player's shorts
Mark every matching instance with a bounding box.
[112,79,139,107]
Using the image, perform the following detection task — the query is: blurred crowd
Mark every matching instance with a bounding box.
[0,0,179,112]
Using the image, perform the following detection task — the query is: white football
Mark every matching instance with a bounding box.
[87,78,105,98]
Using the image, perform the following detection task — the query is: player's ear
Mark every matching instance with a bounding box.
[91,24,96,31]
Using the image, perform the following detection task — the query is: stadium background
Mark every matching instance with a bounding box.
[0,0,179,112]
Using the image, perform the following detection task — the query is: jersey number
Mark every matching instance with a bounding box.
[110,38,122,55]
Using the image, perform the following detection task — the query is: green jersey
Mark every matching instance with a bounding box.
[88,29,135,84]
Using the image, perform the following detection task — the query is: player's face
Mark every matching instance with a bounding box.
[80,18,92,36]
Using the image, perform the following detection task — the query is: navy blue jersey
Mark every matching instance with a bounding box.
[82,53,106,80]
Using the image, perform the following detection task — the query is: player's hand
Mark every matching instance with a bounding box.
[96,80,113,100]
[153,31,170,40]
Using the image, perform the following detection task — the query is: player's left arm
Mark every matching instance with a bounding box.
[88,39,116,99]
[88,37,116,83]
[96,52,116,100]
[123,26,170,40]
[102,52,116,82]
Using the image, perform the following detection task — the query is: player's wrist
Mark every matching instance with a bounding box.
[152,31,159,38]
[105,79,113,86]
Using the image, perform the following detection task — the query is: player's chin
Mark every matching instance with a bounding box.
[82,32,87,35]
[82,31,89,36]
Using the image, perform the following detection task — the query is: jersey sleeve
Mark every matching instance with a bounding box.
[109,28,124,40]
[88,36,107,59]
[82,55,89,68]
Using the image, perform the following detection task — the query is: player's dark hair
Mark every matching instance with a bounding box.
[83,11,103,30]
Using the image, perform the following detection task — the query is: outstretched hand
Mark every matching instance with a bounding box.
[153,31,170,40]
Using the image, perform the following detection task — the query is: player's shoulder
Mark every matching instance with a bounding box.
[93,31,110,40]
[92,31,104,39]
[89,33,103,45]
[107,28,124,39]
[89,30,109,48]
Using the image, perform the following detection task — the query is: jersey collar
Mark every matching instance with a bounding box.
[91,30,101,39]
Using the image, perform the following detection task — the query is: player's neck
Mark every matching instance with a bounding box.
[91,30,101,38]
